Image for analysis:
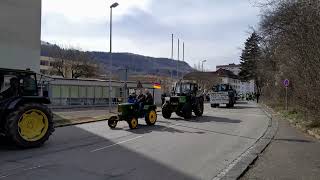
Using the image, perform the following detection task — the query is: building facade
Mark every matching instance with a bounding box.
[0,0,41,72]
[42,78,162,107]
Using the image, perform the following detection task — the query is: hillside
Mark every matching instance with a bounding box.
[41,42,194,77]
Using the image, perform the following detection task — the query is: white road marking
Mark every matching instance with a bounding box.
[90,136,144,153]
[90,123,181,153]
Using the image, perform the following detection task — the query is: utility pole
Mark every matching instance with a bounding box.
[171,34,174,80]
[177,38,180,79]
[183,42,185,61]
[171,34,174,60]
[201,60,207,72]
[108,2,119,112]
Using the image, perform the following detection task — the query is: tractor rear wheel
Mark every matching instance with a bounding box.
[108,116,118,129]
[5,103,54,148]
[145,110,157,126]
[128,117,138,129]
[162,104,172,119]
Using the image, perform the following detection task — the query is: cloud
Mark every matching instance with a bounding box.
[41,0,260,70]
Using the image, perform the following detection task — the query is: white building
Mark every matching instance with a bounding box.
[0,0,41,72]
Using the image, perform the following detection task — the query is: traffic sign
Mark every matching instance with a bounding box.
[283,79,290,87]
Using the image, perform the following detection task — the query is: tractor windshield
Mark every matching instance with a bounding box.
[0,73,38,100]
[175,83,194,94]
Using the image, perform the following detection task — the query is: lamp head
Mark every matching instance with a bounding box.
[110,2,119,8]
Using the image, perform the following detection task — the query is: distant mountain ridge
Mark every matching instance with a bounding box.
[40,41,194,77]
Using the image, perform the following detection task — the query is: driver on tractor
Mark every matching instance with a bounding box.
[0,77,20,99]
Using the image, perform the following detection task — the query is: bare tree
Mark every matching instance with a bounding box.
[47,45,99,78]
[255,0,320,123]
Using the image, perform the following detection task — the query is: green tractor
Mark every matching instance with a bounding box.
[162,81,204,119]
[0,68,54,148]
[108,103,157,129]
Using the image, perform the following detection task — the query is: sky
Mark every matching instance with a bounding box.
[41,0,261,71]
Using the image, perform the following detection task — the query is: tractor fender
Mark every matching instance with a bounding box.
[8,97,51,110]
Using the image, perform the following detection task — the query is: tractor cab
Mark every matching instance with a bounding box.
[173,81,198,96]
[0,69,38,101]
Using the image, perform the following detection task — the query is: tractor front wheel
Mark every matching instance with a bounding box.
[108,116,118,129]
[5,103,54,148]
[162,104,172,119]
[145,110,157,126]
[128,117,138,129]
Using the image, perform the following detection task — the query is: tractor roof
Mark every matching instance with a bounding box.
[0,68,36,75]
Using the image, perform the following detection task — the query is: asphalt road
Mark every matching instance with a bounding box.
[0,102,269,180]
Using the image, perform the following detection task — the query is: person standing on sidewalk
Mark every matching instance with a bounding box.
[256,91,261,103]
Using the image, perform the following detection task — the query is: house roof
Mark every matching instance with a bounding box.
[183,69,239,81]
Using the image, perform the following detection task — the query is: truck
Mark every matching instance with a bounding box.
[210,84,236,108]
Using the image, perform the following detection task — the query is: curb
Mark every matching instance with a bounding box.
[213,104,279,180]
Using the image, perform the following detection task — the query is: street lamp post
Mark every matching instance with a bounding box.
[108,2,119,112]
[202,60,207,72]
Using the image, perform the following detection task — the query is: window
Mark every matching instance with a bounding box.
[22,74,37,96]
[52,85,61,98]
[95,86,102,98]
[102,87,108,98]
[61,86,69,98]
[40,60,49,66]
[87,87,94,98]
[70,86,79,98]
[79,86,87,98]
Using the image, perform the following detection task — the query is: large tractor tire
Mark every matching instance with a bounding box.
[162,104,172,119]
[5,103,54,148]
[194,101,204,117]
[128,117,138,129]
[145,110,157,126]
[182,103,192,119]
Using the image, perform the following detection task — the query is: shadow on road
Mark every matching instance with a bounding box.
[0,135,18,151]
[0,125,197,180]
[126,124,206,135]
[158,116,242,124]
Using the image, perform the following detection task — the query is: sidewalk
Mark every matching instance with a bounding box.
[53,107,162,127]
[241,118,320,179]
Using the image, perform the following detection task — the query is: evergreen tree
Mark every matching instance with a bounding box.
[239,32,261,91]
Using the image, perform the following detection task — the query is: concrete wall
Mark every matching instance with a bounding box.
[0,0,41,72]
